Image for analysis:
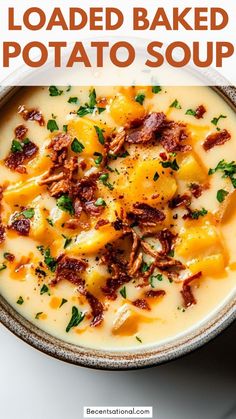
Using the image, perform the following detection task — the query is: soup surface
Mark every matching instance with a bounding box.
[0,85,236,350]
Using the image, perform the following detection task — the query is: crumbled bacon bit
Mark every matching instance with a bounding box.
[160,121,191,153]
[181,272,202,307]
[18,105,45,126]
[15,124,28,140]
[157,229,177,256]
[159,152,168,161]
[3,253,15,262]
[203,129,231,151]
[169,194,191,209]
[52,255,87,286]
[48,133,71,165]
[9,219,30,236]
[73,198,83,218]
[109,129,126,155]
[85,291,104,327]
[0,224,5,244]
[133,299,150,310]
[195,105,206,119]
[127,112,166,144]
[76,174,99,202]
[189,183,204,199]
[129,252,143,277]
[5,141,38,173]
[95,219,109,230]
[146,290,166,298]
[84,201,104,217]
[128,203,165,226]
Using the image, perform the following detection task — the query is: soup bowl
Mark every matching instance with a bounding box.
[0,84,236,370]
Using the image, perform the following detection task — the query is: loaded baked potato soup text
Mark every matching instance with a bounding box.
[0,85,235,348]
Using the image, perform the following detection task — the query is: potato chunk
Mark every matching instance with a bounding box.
[177,153,207,183]
[188,254,226,276]
[4,177,45,207]
[176,224,222,258]
[110,94,146,125]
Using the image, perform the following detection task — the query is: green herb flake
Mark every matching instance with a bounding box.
[66,85,71,92]
[161,159,179,171]
[98,107,106,114]
[153,172,159,181]
[46,218,54,227]
[35,312,43,320]
[89,88,97,108]
[208,160,236,188]
[95,198,106,207]
[135,94,145,105]
[57,195,74,215]
[22,208,35,219]
[141,262,150,273]
[66,306,85,333]
[68,97,79,104]
[120,286,127,299]
[49,86,63,97]
[185,109,196,116]
[17,296,24,305]
[0,264,7,272]
[37,245,44,255]
[136,336,142,343]
[40,284,50,295]
[211,114,227,127]
[149,274,163,288]
[71,138,85,153]
[94,126,105,145]
[77,106,93,117]
[217,189,229,203]
[47,119,59,133]
[59,298,68,308]
[94,152,103,165]
[63,125,68,133]
[11,140,23,153]
[99,173,114,191]
[63,235,72,249]
[170,99,182,109]
[152,86,162,94]
[190,208,208,220]
[44,248,57,272]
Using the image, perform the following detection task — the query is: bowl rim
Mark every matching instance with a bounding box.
[0,84,236,370]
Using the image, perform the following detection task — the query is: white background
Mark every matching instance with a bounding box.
[0,322,235,419]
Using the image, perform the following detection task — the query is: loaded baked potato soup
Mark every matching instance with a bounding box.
[0,85,235,349]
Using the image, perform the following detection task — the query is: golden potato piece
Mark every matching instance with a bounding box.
[177,153,207,183]
[176,225,222,258]
[188,254,226,276]
[110,94,146,125]
[3,177,45,207]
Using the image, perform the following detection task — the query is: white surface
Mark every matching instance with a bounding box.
[0,322,235,419]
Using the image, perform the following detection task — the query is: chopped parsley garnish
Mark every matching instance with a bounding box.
[211,114,227,128]
[63,125,68,133]
[95,198,106,207]
[57,195,74,215]
[168,250,175,257]
[94,126,105,145]
[153,172,159,181]
[17,296,24,305]
[136,336,142,343]
[217,189,229,203]
[40,284,50,295]
[98,107,106,114]
[59,298,68,308]
[161,159,179,171]
[49,86,63,97]
[71,138,85,153]
[135,94,145,105]
[0,264,7,272]
[120,286,127,299]
[185,109,196,116]
[190,208,208,220]
[22,208,35,219]
[66,306,85,333]
[77,106,93,117]
[46,218,54,227]
[37,245,44,255]
[208,160,236,188]
[152,86,162,94]
[141,262,150,273]
[170,99,182,109]
[44,248,57,272]
[150,274,163,288]
[11,139,23,153]
[89,88,97,108]
[47,119,59,132]
[68,97,79,104]
[94,152,103,165]
[63,235,72,249]
[35,312,43,319]
[66,85,71,92]
[99,173,114,190]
